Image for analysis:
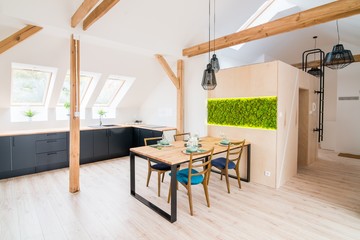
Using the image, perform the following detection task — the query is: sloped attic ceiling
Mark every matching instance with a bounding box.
[1,0,359,62]
[1,0,359,105]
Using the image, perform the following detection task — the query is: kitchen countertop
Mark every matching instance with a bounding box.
[0,124,177,137]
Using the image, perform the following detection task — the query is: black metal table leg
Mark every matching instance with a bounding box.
[129,152,177,223]
[130,152,135,195]
[170,164,177,223]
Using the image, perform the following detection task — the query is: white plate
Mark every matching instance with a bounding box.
[219,142,230,146]
[181,149,206,155]
[158,143,172,147]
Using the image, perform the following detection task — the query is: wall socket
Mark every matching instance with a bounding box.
[264,171,271,177]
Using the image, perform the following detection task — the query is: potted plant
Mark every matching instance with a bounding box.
[98,109,106,126]
[64,102,70,116]
[24,109,36,121]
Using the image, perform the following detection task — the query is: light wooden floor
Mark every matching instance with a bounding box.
[1,149,359,240]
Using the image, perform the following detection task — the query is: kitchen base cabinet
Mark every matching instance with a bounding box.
[1,126,167,179]
[133,128,163,147]
[12,135,36,171]
[0,137,11,173]
[80,131,94,164]
[0,137,11,179]
[35,133,68,173]
[109,128,133,158]
[93,129,109,161]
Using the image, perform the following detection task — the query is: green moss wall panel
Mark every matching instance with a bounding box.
[207,96,277,130]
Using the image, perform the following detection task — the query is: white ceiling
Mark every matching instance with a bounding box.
[1,0,359,64]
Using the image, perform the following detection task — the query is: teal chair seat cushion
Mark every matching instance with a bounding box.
[211,157,235,169]
[176,168,204,185]
[152,163,171,171]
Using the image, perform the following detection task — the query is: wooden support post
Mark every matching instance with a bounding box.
[155,54,184,133]
[69,35,80,193]
[177,60,184,134]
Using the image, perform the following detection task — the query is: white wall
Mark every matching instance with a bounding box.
[321,42,360,155]
[335,43,360,155]
[138,77,176,127]
[0,26,167,132]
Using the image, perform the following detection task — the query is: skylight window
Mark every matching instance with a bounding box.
[11,68,52,106]
[10,63,57,122]
[231,0,296,50]
[94,77,124,107]
[58,73,93,105]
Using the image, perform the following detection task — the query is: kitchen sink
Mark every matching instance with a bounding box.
[88,124,118,128]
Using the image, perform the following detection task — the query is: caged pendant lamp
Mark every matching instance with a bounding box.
[324,20,355,69]
[210,0,220,73]
[307,36,322,78]
[202,0,217,90]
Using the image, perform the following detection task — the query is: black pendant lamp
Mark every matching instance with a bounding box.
[307,36,322,78]
[210,0,220,73]
[324,20,355,69]
[202,0,217,90]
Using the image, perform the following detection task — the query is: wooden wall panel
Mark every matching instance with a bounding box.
[276,62,299,188]
[208,62,278,99]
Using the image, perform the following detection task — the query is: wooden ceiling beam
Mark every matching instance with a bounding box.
[155,54,180,89]
[71,0,100,28]
[183,0,360,57]
[292,54,360,69]
[0,25,42,54]
[83,0,120,31]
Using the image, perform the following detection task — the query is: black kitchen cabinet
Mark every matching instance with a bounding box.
[133,128,163,147]
[80,130,94,164]
[109,127,133,157]
[93,129,109,160]
[0,137,11,173]
[35,132,68,172]
[12,135,36,171]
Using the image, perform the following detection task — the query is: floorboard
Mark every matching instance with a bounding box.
[0,149,359,240]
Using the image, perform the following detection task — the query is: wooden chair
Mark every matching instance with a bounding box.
[209,140,245,193]
[168,148,214,216]
[173,132,191,141]
[144,137,171,197]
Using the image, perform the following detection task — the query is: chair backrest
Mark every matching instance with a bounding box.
[187,148,214,185]
[226,140,246,168]
[144,137,163,146]
[173,132,191,141]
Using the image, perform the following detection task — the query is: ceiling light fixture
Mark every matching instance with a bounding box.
[324,20,355,69]
[201,0,217,90]
[210,0,220,73]
[307,36,322,78]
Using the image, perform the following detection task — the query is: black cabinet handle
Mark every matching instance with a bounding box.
[47,133,57,136]
[47,152,57,156]
[12,137,15,147]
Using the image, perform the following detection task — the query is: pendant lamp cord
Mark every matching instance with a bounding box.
[208,0,211,62]
[213,0,216,55]
[336,20,340,44]
[313,36,317,61]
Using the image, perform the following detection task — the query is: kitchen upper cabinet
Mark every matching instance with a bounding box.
[12,135,36,170]
[0,137,11,173]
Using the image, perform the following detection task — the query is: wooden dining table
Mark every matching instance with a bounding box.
[129,136,251,223]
